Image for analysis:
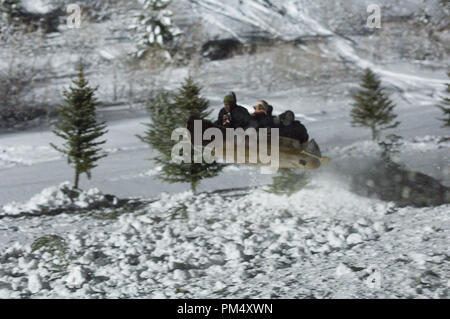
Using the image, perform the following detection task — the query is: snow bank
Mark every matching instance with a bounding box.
[1,182,114,216]
[0,178,448,298]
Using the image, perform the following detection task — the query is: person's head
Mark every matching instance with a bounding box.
[223,92,237,112]
[254,100,269,113]
[280,110,295,126]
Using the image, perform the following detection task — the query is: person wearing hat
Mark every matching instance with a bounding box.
[249,100,274,129]
[275,110,309,144]
[216,92,251,129]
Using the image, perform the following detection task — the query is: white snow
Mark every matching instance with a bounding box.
[65,265,86,289]
[21,0,54,14]
[27,272,43,294]
[0,145,61,168]
[346,234,363,246]
[335,263,355,278]
[2,182,107,216]
[0,152,448,298]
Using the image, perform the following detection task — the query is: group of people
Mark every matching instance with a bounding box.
[215,92,309,144]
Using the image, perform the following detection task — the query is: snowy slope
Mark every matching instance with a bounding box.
[0,175,448,298]
[0,138,448,298]
[176,0,447,42]
[0,0,447,120]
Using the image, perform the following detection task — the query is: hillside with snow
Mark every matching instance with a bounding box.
[0,0,449,299]
[1,0,448,124]
[0,137,448,298]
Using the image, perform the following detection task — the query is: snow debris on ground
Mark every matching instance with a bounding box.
[1,182,118,217]
[0,175,448,298]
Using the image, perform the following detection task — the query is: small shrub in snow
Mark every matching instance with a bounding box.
[265,169,309,196]
[31,235,68,274]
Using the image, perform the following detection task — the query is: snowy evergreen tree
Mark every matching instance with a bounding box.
[350,68,400,140]
[50,64,108,189]
[138,77,223,193]
[130,0,181,58]
[0,0,21,23]
[437,73,449,128]
[0,0,22,33]
[266,169,309,196]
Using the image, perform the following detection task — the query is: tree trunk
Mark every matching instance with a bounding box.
[74,167,80,189]
[191,181,198,194]
[371,126,378,141]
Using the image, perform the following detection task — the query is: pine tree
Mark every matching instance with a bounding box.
[50,63,108,189]
[0,0,21,23]
[265,169,309,196]
[0,0,22,33]
[138,77,223,193]
[130,0,181,58]
[350,68,400,140]
[437,73,450,128]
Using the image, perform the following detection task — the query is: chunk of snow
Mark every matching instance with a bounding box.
[224,243,242,260]
[28,272,43,294]
[335,263,354,278]
[327,232,345,248]
[346,233,363,245]
[65,266,86,289]
[173,269,188,281]
[408,252,430,266]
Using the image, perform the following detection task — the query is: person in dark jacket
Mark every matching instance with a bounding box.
[249,100,273,129]
[276,110,309,144]
[216,92,251,128]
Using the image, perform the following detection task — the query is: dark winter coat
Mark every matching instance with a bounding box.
[216,104,252,129]
[278,120,309,144]
[249,111,273,129]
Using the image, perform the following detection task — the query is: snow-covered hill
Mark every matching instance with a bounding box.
[176,0,448,42]
[0,173,448,298]
[0,0,448,130]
